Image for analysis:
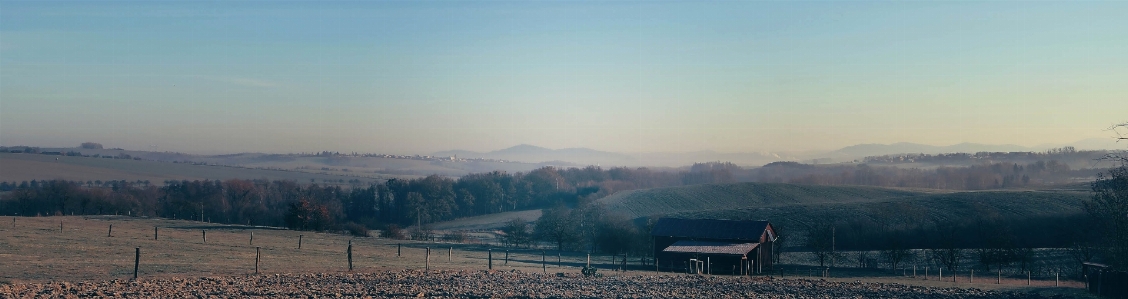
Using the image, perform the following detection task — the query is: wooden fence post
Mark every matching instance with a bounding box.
[558,253,561,267]
[488,249,493,270]
[298,235,303,249]
[426,247,430,269]
[60,221,63,232]
[255,247,261,274]
[347,243,353,271]
[448,247,452,262]
[505,250,509,265]
[542,251,546,273]
[971,270,974,283]
[998,269,1001,284]
[587,254,591,268]
[249,232,254,245]
[133,247,140,279]
[107,224,112,237]
[397,243,401,257]
[1056,271,1059,287]
[202,230,206,243]
[154,227,158,240]
[1027,271,1031,286]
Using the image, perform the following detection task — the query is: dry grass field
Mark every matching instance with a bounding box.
[0,216,1096,298]
[429,210,544,231]
[0,215,608,284]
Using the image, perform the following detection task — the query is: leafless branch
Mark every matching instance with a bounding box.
[1110,122,1128,141]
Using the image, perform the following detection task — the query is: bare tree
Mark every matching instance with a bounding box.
[881,231,914,272]
[772,224,787,264]
[534,206,579,251]
[929,225,964,272]
[806,221,837,267]
[1081,122,1128,269]
[500,218,532,248]
[1112,122,1128,142]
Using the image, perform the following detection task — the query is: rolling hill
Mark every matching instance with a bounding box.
[595,182,1089,241]
[425,182,1090,236]
[596,183,927,219]
[0,153,387,184]
[0,147,567,182]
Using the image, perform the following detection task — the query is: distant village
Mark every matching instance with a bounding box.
[302,150,521,164]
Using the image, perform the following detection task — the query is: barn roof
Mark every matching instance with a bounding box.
[661,240,759,255]
[651,218,770,241]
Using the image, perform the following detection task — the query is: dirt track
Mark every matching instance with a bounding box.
[0,269,1064,298]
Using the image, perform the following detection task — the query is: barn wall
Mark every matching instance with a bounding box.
[652,220,778,274]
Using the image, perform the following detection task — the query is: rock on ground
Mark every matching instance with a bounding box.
[0,270,1065,298]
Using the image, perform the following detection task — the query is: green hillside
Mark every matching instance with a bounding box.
[597,182,1089,245]
[597,182,925,219]
[669,190,1087,232]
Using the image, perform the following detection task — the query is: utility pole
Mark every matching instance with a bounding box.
[831,226,836,267]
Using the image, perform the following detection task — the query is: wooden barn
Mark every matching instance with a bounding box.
[652,218,777,275]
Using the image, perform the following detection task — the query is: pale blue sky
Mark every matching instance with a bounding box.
[1,1,1125,154]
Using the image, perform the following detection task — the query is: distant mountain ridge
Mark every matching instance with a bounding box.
[435,138,1122,168]
[832,142,1032,158]
[433,144,635,165]
[434,145,796,167]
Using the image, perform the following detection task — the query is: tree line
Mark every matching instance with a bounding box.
[803,210,1096,272]
[0,165,733,233]
[486,204,653,256]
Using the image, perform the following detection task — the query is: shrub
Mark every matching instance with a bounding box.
[442,231,468,243]
[410,226,435,241]
[343,222,369,237]
[380,224,404,239]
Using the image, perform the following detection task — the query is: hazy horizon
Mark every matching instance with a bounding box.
[3,1,1126,155]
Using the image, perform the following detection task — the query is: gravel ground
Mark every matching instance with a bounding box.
[0,269,1065,299]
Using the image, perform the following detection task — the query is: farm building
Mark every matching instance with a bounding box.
[652,218,777,275]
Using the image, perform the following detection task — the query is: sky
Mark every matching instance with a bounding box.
[1,1,1126,155]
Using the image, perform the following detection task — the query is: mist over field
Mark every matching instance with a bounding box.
[2,1,1126,297]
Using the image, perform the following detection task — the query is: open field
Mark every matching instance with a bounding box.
[426,183,1087,238]
[7,147,559,180]
[0,215,609,284]
[0,153,386,184]
[597,183,927,219]
[597,182,1087,232]
[429,210,544,231]
[668,189,1084,225]
[0,216,1094,298]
